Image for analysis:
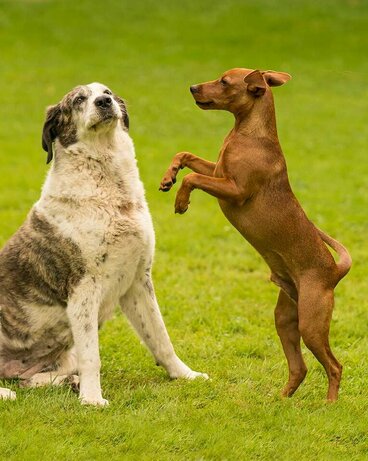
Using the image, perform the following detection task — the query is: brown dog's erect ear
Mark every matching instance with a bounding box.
[42,104,61,164]
[244,70,267,97]
[262,71,292,87]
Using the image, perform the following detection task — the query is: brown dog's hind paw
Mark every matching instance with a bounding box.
[281,387,295,398]
[280,378,306,398]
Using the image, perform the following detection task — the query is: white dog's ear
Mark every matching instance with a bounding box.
[113,94,129,131]
[123,111,129,130]
[42,104,61,164]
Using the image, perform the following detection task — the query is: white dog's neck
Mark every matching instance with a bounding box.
[61,124,134,162]
[40,126,143,203]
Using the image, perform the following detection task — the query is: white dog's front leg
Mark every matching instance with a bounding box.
[120,274,208,380]
[67,279,108,406]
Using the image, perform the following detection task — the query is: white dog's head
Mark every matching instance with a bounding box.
[42,83,129,163]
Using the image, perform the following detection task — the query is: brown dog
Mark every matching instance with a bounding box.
[159,68,352,401]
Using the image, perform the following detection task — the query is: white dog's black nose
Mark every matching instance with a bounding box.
[95,95,112,109]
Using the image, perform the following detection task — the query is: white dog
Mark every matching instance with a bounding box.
[0,83,207,406]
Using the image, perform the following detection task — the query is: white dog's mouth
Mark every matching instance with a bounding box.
[100,111,118,123]
[88,112,119,130]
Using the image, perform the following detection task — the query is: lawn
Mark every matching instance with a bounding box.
[0,0,367,459]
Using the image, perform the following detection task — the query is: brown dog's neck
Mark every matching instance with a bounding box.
[233,91,278,141]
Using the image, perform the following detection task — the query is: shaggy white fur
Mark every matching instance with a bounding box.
[0,83,207,405]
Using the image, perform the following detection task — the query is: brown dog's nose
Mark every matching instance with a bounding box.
[190,85,199,94]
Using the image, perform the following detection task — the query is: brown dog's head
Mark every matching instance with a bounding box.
[190,68,291,114]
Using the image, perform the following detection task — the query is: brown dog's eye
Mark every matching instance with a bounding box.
[220,78,228,86]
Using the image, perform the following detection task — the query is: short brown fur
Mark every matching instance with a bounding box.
[160,67,352,401]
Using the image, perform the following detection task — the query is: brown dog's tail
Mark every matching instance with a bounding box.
[317,228,352,281]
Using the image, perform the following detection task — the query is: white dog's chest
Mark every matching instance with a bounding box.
[33,127,155,321]
[83,205,152,268]
[85,201,154,322]
[44,190,152,262]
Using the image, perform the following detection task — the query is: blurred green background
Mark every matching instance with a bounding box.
[0,1,367,460]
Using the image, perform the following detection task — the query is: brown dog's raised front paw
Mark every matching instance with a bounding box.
[175,192,190,214]
[174,175,194,213]
[175,203,189,214]
[159,172,177,192]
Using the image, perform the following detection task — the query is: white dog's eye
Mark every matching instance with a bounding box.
[75,95,87,104]
[104,89,112,95]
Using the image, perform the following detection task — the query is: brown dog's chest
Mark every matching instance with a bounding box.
[213,139,336,282]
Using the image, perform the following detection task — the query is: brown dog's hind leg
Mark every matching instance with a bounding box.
[275,289,307,397]
[297,284,342,401]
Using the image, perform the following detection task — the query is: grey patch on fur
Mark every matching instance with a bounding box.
[118,201,134,215]
[57,87,91,148]
[0,322,73,379]
[144,271,155,300]
[42,86,93,162]
[0,209,85,378]
[0,209,85,309]
[95,253,108,266]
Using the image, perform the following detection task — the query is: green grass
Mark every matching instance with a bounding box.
[0,0,368,459]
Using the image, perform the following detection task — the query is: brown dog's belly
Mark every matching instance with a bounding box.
[218,196,338,287]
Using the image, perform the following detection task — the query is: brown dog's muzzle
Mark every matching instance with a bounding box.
[190,84,216,109]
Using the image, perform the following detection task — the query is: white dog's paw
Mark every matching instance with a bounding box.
[64,375,80,393]
[171,368,209,380]
[80,396,109,407]
[183,370,209,380]
[167,358,209,381]
[0,388,16,401]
